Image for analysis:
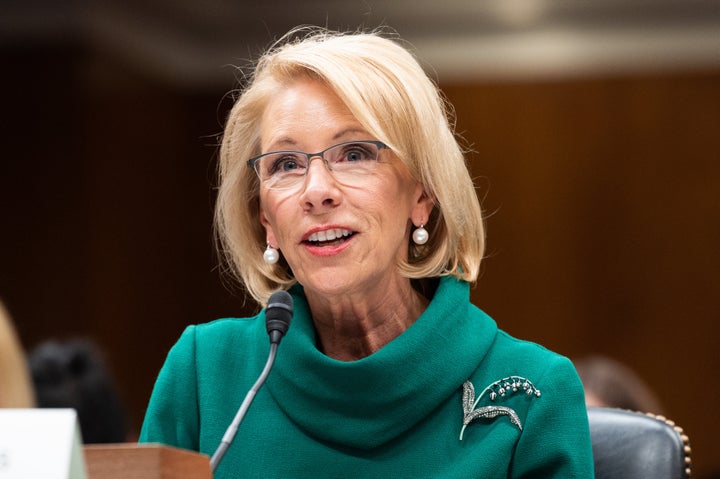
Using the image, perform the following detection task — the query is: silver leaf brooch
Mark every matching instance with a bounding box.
[459,376,541,440]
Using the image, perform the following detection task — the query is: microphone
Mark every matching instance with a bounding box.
[265,290,293,345]
[209,290,293,472]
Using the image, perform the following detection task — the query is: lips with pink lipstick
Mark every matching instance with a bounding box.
[304,228,355,247]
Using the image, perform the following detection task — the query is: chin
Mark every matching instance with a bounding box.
[299,271,359,297]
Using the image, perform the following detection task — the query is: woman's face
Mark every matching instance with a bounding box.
[258,78,432,299]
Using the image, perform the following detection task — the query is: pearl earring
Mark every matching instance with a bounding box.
[412,224,429,245]
[263,243,280,264]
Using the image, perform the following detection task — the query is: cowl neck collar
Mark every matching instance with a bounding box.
[266,277,498,449]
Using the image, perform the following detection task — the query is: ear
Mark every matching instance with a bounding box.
[411,184,435,227]
[259,204,278,248]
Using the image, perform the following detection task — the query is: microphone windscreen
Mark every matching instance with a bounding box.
[265,290,293,338]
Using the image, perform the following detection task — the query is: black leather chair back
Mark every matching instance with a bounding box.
[588,407,692,479]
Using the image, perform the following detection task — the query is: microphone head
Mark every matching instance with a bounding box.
[265,290,293,344]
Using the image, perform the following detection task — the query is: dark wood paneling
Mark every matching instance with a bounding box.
[1,44,253,437]
[443,71,720,476]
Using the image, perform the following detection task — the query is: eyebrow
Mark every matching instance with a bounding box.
[268,128,371,151]
[333,128,369,141]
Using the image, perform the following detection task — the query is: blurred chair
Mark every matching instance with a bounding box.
[588,407,692,479]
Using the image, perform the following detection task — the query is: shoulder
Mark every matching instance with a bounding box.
[465,303,572,370]
[469,316,582,396]
[145,315,268,410]
[170,315,264,359]
[192,316,261,339]
[494,329,570,366]
[503,331,579,388]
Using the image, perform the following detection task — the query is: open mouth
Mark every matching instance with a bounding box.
[304,228,355,247]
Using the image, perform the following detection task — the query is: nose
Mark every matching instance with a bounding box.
[298,156,341,210]
[308,155,329,172]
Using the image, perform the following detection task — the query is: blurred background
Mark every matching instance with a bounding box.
[2,0,718,475]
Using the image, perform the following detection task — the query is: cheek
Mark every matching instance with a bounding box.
[367,182,415,229]
[380,176,419,214]
[259,195,280,229]
[260,194,295,240]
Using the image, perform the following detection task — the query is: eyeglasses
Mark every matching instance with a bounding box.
[247,140,389,190]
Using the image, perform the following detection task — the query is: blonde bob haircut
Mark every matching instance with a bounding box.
[215,27,484,306]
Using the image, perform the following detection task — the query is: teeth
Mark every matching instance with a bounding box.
[307,229,352,242]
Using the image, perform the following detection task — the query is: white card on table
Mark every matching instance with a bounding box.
[0,408,86,479]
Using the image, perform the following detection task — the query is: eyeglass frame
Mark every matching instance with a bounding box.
[246,140,390,189]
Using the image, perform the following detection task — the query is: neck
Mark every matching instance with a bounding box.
[306,281,428,361]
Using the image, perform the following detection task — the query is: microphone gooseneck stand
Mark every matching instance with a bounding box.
[209,341,280,471]
[209,290,293,474]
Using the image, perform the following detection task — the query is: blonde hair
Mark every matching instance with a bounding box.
[215,27,484,305]
[0,300,35,407]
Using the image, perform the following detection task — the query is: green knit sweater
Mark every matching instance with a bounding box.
[140,277,594,478]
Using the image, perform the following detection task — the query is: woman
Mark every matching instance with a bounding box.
[140,27,594,478]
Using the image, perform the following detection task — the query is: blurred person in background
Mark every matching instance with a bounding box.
[574,355,664,414]
[29,338,130,443]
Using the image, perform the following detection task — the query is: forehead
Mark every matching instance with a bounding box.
[259,79,365,151]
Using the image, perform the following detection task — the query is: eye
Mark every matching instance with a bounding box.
[268,153,305,174]
[341,143,374,162]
